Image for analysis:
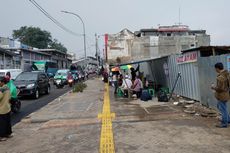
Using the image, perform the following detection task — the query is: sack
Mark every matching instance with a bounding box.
[140,90,152,101]
[7,80,17,99]
[157,90,169,102]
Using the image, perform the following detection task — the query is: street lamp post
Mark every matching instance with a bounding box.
[61,10,86,59]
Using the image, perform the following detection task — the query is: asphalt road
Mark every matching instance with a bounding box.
[11,84,71,125]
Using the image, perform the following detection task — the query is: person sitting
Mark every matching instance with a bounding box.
[118,74,123,87]
[120,75,132,98]
[132,75,143,98]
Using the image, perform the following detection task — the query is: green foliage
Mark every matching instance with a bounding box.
[12,26,67,52]
[49,39,67,53]
[73,82,87,93]
[13,26,52,49]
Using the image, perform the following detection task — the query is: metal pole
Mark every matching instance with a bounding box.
[168,72,181,100]
[61,11,86,59]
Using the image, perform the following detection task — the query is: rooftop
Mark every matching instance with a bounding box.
[182,46,230,53]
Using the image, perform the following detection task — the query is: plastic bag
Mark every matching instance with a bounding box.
[7,80,17,99]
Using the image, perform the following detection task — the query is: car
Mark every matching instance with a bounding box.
[14,71,50,99]
[0,69,22,80]
[53,69,69,85]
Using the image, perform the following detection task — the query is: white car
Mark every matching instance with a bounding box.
[0,69,22,80]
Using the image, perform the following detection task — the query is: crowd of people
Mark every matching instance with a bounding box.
[110,65,145,99]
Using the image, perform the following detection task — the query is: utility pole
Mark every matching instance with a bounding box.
[61,11,87,59]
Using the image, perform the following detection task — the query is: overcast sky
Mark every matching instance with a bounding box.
[0,0,230,58]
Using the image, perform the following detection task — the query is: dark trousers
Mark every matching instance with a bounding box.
[114,81,118,94]
[0,112,12,137]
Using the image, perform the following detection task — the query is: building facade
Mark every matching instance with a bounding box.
[0,37,72,70]
[37,49,71,69]
[134,25,210,58]
[0,48,15,69]
[106,29,134,63]
[106,25,210,64]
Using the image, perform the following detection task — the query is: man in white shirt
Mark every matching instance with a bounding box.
[121,75,132,97]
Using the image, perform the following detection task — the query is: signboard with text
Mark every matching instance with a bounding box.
[177,51,198,64]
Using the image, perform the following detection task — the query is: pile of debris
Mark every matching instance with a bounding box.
[173,97,218,118]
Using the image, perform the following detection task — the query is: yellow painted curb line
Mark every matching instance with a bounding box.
[98,83,115,153]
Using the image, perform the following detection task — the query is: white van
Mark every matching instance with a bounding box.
[0,69,22,80]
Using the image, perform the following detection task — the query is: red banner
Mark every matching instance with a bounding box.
[177,51,198,64]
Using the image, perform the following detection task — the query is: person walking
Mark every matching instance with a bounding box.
[211,62,230,128]
[112,74,118,94]
[0,76,12,141]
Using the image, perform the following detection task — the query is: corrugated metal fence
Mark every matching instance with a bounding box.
[167,55,200,101]
[198,55,230,110]
[167,54,230,111]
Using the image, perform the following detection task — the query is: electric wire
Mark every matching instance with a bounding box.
[29,0,82,37]
[29,0,97,56]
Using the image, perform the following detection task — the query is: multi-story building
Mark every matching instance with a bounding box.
[134,25,210,58]
[105,25,210,63]
[0,37,72,70]
[106,29,134,63]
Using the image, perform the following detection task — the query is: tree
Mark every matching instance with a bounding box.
[13,26,52,49]
[49,39,67,53]
[12,26,67,52]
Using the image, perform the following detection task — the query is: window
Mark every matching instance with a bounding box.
[39,74,46,79]
[167,33,171,36]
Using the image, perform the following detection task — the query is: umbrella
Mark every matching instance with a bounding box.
[120,65,132,70]
[111,67,120,72]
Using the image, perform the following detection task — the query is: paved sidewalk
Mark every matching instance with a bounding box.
[0,78,230,153]
[0,78,104,153]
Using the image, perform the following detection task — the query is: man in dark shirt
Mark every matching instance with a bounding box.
[130,64,139,81]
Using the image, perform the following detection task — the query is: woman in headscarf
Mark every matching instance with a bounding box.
[0,76,12,141]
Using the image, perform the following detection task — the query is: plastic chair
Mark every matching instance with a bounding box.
[160,87,169,94]
[117,88,124,97]
[148,88,155,97]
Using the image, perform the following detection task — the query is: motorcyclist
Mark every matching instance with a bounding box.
[5,72,20,113]
[5,72,17,99]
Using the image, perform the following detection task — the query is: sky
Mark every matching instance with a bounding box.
[0,0,230,58]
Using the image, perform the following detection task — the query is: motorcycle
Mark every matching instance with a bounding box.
[68,79,74,87]
[67,73,74,87]
[55,79,64,88]
[7,80,21,113]
[10,97,21,113]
